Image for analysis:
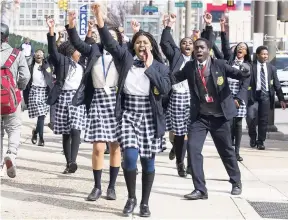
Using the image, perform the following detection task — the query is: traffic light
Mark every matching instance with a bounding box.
[63,0,68,11]
[58,0,64,9]
[227,0,235,7]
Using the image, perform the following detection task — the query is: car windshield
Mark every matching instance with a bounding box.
[276,57,288,70]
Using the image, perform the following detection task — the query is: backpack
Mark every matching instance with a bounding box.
[1,48,22,115]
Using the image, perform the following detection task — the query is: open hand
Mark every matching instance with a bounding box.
[68,11,77,28]
[46,16,55,28]
[131,19,140,33]
[280,101,286,110]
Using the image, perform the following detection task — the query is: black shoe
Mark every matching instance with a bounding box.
[63,164,70,174]
[68,162,78,173]
[250,139,257,148]
[140,204,151,217]
[123,198,137,216]
[31,129,37,144]
[257,142,265,150]
[177,162,187,177]
[106,188,116,200]
[236,154,243,162]
[47,122,54,131]
[87,187,102,201]
[184,190,208,200]
[162,146,167,152]
[169,148,175,160]
[38,139,45,147]
[231,183,242,195]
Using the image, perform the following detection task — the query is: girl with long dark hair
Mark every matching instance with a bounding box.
[93,3,170,217]
[66,11,122,201]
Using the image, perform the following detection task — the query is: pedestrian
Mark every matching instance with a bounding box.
[66,11,121,200]
[93,3,170,217]
[247,46,286,150]
[19,37,34,66]
[171,38,250,199]
[220,17,252,161]
[1,23,30,178]
[46,16,86,174]
[23,49,54,147]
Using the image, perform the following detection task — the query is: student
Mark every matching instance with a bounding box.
[93,3,170,217]
[46,16,86,174]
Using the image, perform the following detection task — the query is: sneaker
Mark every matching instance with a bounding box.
[4,153,16,178]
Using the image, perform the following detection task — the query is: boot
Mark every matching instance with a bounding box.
[140,171,155,217]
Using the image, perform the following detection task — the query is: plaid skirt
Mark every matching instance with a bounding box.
[28,86,49,118]
[54,90,86,135]
[228,80,247,118]
[165,91,190,135]
[117,94,165,158]
[84,87,118,143]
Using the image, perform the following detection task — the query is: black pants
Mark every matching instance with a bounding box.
[230,117,243,155]
[187,115,241,194]
[247,94,270,144]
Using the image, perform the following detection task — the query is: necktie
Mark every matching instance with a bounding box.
[260,64,267,94]
[199,63,203,71]
[133,59,145,68]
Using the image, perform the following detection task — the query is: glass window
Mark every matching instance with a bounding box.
[25,20,31,26]
[32,14,36,19]
[20,14,24,18]
[32,9,36,18]
[32,3,37,8]
[38,10,43,16]
[50,10,54,15]
[44,3,49,8]
[44,9,49,16]
[26,3,31,8]
[276,57,288,70]
[38,3,43,8]
[32,20,37,25]
[38,20,44,26]
[59,14,64,19]
[20,20,25,25]
[26,14,30,18]
[50,3,54,8]
[20,3,25,7]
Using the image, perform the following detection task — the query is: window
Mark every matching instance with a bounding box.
[44,3,49,8]
[38,20,43,26]
[59,14,64,19]
[20,3,25,7]
[38,3,43,8]
[32,20,37,25]
[20,14,24,18]
[44,9,49,16]
[20,20,25,25]
[26,20,31,26]
[26,14,30,18]
[32,3,37,8]
[26,3,31,8]
[50,3,54,8]
[32,9,37,18]
[50,10,54,15]
[38,10,43,16]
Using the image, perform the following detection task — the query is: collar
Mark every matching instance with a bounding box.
[197,60,207,67]
[182,54,191,61]
[235,57,244,64]
[257,61,266,67]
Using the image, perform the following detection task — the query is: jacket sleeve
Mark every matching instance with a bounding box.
[170,62,189,85]
[221,32,232,61]
[212,44,224,60]
[272,66,285,102]
[235,75,251,104]
[202,25,215,48]
[159,26,177,62]
[66,25,92,57]
[224,62,250,80]
[47,33,62,64]
[16,51,31,90]
[97,24,126,60]
[145,64,171,95]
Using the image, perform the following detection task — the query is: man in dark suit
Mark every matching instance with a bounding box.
[171,38,250,200]
[247,46,286,150]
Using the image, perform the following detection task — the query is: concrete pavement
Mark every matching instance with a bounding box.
[1,111,288,219]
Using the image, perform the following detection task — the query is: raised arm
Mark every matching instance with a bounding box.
[220,17,232,61]
[92,3,126,60]
[66,11,93,57]
[160,14,178,62]
[46,16,62,64]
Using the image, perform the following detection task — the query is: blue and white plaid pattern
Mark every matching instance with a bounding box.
[28,86,49,118]
[165,91,190,135]
[117,94,165,158]
[228,78,247,118]
[54,90,86,135]
[84,87,118,143]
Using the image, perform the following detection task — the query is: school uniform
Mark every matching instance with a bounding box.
[171,57,250,198]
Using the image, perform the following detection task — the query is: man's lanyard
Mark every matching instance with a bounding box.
[101,55,113,79]
[198,65,208,93]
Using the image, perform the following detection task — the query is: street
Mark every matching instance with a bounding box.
[1,109,288,219]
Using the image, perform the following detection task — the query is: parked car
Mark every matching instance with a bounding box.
[275,53,288,106]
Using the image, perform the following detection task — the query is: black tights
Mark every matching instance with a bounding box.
[35,115,45,140]
[62,129,81,164]
[230,117,243,155]
[174,135,186,164]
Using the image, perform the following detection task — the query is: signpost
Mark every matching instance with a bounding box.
[175,1,203,8]
[143,5,158,13]
[79,5,88,38]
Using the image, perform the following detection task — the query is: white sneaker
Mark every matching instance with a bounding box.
[4,154,16,178]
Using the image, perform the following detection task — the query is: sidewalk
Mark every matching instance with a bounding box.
[1,112,288,219]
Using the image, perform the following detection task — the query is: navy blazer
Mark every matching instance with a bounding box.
[249,62,284,108]
[97,24,171,138]
[65,25,103,111]
[171,58,250,123]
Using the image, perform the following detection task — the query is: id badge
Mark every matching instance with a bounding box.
[103,85,112,95]
[205,94,214,103]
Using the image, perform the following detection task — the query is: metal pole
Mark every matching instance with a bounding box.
[185,0,191,37]
[264,0,278,132]
[168,0,174,14]
[253,1,265,60]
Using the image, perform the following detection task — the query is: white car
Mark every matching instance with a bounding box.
[275,53,288,105]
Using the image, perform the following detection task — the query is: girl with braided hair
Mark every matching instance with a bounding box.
[93,3,170,217]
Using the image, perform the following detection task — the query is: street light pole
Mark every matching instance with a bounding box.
[185,0,191,37]
[264,0,278,132]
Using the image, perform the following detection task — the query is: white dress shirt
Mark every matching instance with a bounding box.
[124,65,150,96]
[32,63,47,87]
[91,50,118,88]
[172,54,191,93]
[62,62,83,90]
[257,61,269,91]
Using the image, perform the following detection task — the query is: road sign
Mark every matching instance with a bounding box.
[79,5,88,37]
[143,6,158,13]
[175,2,203,8]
